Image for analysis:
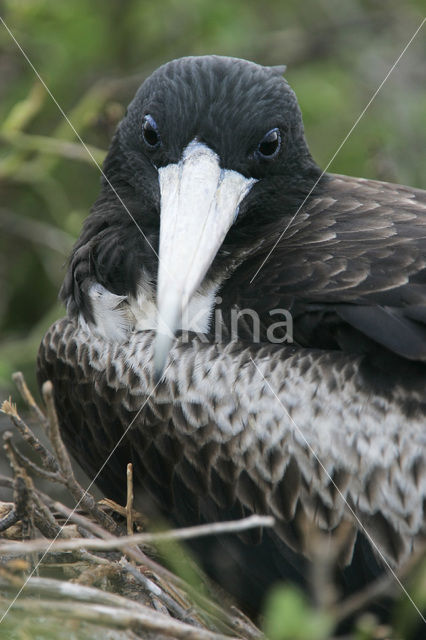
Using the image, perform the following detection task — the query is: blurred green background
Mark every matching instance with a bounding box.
[0,0,425,397]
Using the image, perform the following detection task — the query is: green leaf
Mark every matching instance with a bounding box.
[263,585,333,640]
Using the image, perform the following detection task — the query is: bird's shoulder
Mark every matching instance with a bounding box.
[228,173,426,361]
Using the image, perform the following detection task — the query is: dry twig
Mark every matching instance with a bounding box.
[11,371,50,430]
[0,515,275,556]
[40,381,119,534]
[126,463,134,536]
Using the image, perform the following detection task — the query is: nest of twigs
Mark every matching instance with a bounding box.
[0,373,267,640]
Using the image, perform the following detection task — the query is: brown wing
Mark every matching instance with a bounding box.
[231,174,426,360]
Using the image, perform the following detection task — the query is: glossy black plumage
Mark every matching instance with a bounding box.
[37,56,426,624]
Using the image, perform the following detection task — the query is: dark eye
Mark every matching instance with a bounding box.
[256,128,281,160]
[142,114,161,149]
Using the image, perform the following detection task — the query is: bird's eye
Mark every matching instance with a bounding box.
[142,114,161,149]
[256,128,281,160]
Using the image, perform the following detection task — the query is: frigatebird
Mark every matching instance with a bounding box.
[38,56,426,618]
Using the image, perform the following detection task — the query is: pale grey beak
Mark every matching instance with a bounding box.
[153,141,256,377]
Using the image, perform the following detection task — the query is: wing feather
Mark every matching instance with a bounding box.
[230,174,426,360]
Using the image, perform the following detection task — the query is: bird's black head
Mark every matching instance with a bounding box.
[105,56,317,193]
[62,56,320,373]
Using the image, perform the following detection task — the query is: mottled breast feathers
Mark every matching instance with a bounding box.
[38,318,426,570]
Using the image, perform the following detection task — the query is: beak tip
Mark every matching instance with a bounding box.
[153,332,173,384]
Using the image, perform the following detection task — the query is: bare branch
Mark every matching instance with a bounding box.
[126,463,134,536]
[4,439,62,483]
[98,498,146,527]
[0,515,274,555]
[1,395,57,472]
[0,504,19,532]
[12,371,50,429]
[41,380,119,534]
[48,501,112,540]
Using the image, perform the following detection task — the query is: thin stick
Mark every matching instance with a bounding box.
[49,501,112,540]
[12,372,50,430]
[0,506,19,532]
[0,515,274,555]
[2,432,61,539]
[1,398,57,472]
[2,434,35,543]
[5,438,62,484]
[42,381,75,480]
[41,381,118,534]
[99,498,145,526]
[126,463,134,536]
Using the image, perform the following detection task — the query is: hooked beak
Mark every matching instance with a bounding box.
[153,141,256,378]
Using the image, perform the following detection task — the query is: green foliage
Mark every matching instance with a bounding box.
[263,586,333,640]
